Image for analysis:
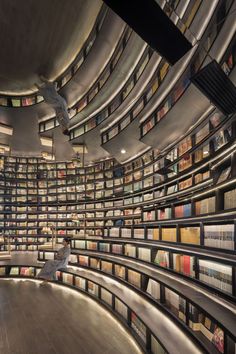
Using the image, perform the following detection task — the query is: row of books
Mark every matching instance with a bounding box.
[175,203,191,218]
[195,196,216,215]
[69,243,234,296]
[224,188,236,210]
[40,244,236,353]
[199,259,232,294]
[165,287,186,322]
[189,304,224,353]
[204,224,234,250]
[106,225,232,248]
[173,254,195,277]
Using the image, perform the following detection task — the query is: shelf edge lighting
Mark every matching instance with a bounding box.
[0,123,13,136]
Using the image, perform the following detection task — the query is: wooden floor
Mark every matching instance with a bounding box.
[0,279,142,354]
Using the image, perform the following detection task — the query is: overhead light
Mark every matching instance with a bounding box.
[0,123,13,136]
[40,136,53,147]
[121,149,126,154]
[203,150,209,155]
[72,144,88,154]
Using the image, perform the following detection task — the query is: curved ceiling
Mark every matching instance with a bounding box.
[0,0,102,95]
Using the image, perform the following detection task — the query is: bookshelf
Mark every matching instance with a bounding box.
[1,110,236,248]
[68,45,153,140]
[63,236,236,298]
[0,95,236,353]
[39,25,133,134]
[100,0,202,145]
[140,7,236,142]
[0,6,108,108]
[35,251,236,353]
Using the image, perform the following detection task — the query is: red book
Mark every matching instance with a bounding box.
[183,255,190,275]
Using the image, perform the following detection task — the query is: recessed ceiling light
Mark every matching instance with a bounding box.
[121,149,126,154]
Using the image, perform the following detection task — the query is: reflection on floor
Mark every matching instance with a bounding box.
[0,278,142,354]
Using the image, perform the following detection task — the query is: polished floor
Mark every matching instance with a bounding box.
[0,279,142,354]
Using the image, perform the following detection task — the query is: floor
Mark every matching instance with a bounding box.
[0,278,142,354]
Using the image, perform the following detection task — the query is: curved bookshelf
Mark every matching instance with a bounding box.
[0,6,108,108]
[100,0,202,145]
[140,2,235,141]
[39,25,133,133]
[40,0,201,139]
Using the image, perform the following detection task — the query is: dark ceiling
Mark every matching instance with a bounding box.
[0,0,102,95]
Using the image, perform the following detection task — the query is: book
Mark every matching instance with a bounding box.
[138,247,151,262]
[224,188,236,209]
[178,136,192,156]
[165,288,186,321]
[212,326,224,353]
[114,265,126,278]
[217,166,231,184]
[128,270,141,288]
[179,154,192,171]
[143,210,155,221]
[147,228,159,240]
[195,196,215,215]
[88,281,99,296]
[158,208,171,220]
[154,250,169,267]
[134,229,145,239]
[115,298,128,319]
[146,279,160,300]
[121,228,132,238]
[180,227,200,245]
[151,335,166,354]
[204,224,234,250]
[175,203,191,218]
[75,276,86,290]
[173,254,195,277]
[131,312,146,343]
[124,244,136,257]
[101,288,112,306]
[199,259,232,294]
[213,127,232,151]
[101,261,113,273]
[162,228,177,242]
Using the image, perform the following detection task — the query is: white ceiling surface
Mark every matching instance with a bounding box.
[0,0,102,95]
